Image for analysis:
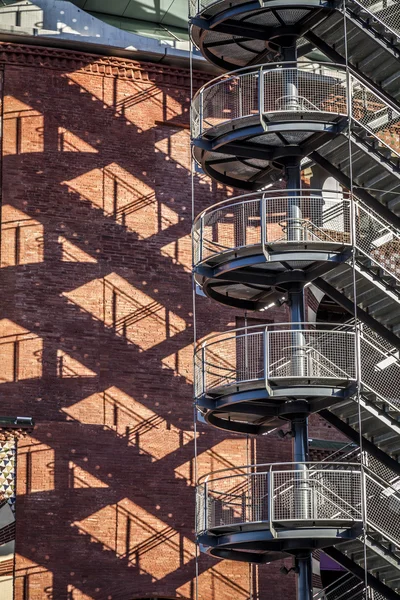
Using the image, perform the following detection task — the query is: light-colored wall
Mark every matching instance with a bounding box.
[0,1,204,68]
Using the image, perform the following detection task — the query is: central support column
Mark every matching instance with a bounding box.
[284,149,313,600]
[280,40,299,111]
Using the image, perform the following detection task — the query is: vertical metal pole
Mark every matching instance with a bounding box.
[201,344,206,397]
[281,53,312,594]
[204,480,208,531]
[282,43,298,111]
[258,65,264,118]
[264,327,270,393]
[287,161,303,243]
[297,555,313,600]
[199,89,203,136]
[199,215,204,264]
[287,160,306,379]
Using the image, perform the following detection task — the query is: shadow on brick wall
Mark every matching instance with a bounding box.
[0,53,294,600]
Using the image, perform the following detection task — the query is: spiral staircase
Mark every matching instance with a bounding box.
[189,1,400,599]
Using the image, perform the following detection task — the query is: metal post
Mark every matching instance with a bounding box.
[284,136,312,600]
[282,43,298,111]
[204,480,208,531]
[199,89,203,136]
[199,215,204,264]
[297,555,313,600]
[287,161,303,243]
[264,327,270,393]
[268,465,276,538]
[258,65,264,118]
[201,344,206,397]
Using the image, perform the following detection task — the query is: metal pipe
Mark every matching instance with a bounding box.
[297,555,313,600]
[287,160,303,243]
[285,146,312,600]
[282,43,298,111]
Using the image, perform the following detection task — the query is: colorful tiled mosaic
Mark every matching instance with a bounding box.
[0,441,16,513]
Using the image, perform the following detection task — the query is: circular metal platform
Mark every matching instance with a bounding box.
[193,188,352,310]
[195,322,356,434]
[197,461,362,561]
[192,62,347,189]
[189,0,338,71]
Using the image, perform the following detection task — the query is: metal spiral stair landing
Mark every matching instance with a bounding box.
[191,61,348,189]
[189,0,400,598]
[195,322,357,434]
[197,461,363,561]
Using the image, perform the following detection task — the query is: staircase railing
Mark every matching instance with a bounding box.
[350,0,400,41]
[315,319,400,417]
[193,189,399,295]
[350,72,400,160]
[197,459,400,558]
[314,446,400,548]
[313,572,365,600]
[354,199,400,284]
[197,462,363,533]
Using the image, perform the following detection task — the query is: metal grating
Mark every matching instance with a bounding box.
[196,463,362,533]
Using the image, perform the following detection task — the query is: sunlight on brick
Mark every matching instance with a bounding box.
[0,320,42,383]
[73,499,196,580]
[161,343,193,384]
[176,439,248,483]
[64,163,158,237]
[155,129,190,170]
[64,386,194,461]
[66,74,166,130]
[1,206,43,267]
[17,438,54,494]
[63,273,186,350]
[160,202,180,231]
[58,236,97,263]
[161,234,192,272]
[69,462,109,489]
[57,127,98,153]
[177,560,250,600]
[57,350,97,378]
[62,391,104,424]
[14,558,53,600]
[3,97,44,155]
[67,586,92,600]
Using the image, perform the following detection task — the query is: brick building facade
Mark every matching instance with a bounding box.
[0,42,344,600]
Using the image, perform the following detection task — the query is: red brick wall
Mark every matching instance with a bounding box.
[0,42,345,600]
[0,43,293,600]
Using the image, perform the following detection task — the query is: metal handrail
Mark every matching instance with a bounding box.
[269,342,355,380]
[192,61,344,97]
[198,460,400,547]
[199,460,361,485]
[195,320,400,420]
[350,0,400,41]
[313,572,364,600]
[195,321,353,350]
[192,63,400,191]
[195,323,356,398]
[193,190,352,265]
[272,469,362,519]
[193,189,348,224]
[197,462,363,533]
[192,189,399,293]
[191,61,347,137]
